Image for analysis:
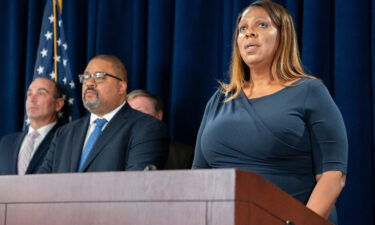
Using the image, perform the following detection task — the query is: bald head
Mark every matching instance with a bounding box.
[90,55,128,82]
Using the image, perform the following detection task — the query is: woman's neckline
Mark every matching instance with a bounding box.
[244,77,305,101]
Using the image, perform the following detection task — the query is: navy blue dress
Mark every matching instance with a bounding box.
[193,78,348,224]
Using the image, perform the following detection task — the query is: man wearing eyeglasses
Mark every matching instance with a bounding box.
[38,54,169,173]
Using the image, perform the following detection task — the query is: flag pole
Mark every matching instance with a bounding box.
[53,0,58,83]
[58,0,63,12]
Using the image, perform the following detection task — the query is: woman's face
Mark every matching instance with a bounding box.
[237,7,279,68]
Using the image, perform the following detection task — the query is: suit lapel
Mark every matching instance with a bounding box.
[12,131,28,173]
[79,104,130,172]
[26,124,58,174]
[71,116,91,172]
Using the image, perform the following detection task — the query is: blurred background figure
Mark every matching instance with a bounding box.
[128,89,194,169]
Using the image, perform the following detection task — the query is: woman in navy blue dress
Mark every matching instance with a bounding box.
[192,1,348,224]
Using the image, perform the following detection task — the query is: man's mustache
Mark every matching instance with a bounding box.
[84,88,99,96]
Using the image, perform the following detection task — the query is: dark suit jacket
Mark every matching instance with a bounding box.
[38,103,169,173]
[0,124,59,175]
[164,141,194,169]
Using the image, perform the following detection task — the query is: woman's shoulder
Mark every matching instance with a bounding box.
[298,77,335,105]
[296,77,327,92]
[300,76,324,85]
[206,88,226,106]
[204,87,241,112]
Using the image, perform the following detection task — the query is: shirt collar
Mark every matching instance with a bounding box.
[89,100,126,125]
[28,121,57,139]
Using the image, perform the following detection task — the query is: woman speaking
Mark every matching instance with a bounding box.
[193,1,348,224]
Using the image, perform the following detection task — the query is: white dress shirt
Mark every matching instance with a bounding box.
[19,121,57,159]
[82,101,127,149]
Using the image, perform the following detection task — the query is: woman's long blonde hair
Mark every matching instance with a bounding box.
[221,0,315,101]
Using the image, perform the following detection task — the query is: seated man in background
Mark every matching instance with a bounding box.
[127,89,194,169]
[38,55,169,173]
[0,77,64,175]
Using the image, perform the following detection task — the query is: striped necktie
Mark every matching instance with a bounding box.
[18,130,40,175]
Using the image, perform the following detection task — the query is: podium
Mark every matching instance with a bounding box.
[0,169,331,225]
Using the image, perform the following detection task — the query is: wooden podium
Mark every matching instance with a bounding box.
[0,169,331,225]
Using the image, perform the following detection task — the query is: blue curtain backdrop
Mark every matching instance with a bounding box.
[0,0,373,224]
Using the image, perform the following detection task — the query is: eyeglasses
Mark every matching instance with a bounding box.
[78,72,123,84]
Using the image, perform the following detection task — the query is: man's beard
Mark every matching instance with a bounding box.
[83,88,101,111]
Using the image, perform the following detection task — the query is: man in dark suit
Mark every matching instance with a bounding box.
[127,89,194,169]
[38,55,169,173]
[0,77,65,175]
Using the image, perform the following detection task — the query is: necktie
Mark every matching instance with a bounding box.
[18,130,40,175]
[78,118,108,171]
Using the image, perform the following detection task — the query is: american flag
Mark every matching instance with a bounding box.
[30,0,80,124]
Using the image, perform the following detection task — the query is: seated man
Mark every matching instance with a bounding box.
[38,55,169,173]
[0,77,64,175]
[127,89,194,169]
